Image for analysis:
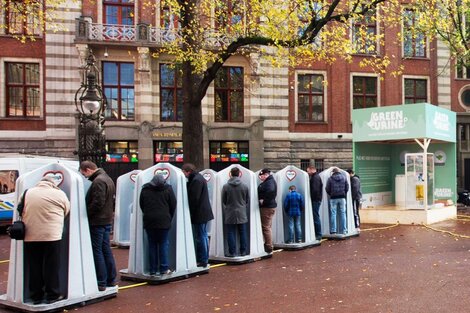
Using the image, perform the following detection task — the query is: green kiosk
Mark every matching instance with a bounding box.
[352,103,456,225]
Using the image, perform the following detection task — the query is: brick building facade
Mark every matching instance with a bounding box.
[2,1,470,189]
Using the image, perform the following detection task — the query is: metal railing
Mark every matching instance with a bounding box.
[76,18,236,47]
[89,23,137,42]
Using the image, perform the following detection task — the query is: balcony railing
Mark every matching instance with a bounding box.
[75,18,237,47]
[90,23,136,41]
[76,18,183,44]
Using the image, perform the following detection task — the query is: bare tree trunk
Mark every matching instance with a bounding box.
[182,99,204,168]
[182,61,204,169]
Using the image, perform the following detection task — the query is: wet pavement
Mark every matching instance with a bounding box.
[0,210,469,313]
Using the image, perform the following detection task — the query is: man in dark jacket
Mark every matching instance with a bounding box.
[257,168,277,253]
[307,165,323,240]
[347,169,362,230]
[325,167,349,235]
[80,161,117,291]
[140,174,177,275]
[182,163,214,268]
[222,167,249,257]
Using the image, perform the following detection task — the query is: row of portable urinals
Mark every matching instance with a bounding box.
[0,162,358,312]
[115,163,359,275]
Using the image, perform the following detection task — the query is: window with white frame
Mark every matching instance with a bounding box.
[457,58,470,79]
[352,76,378,109]
[352,7,377,54]
[404,78,428,104]
[403,8,426,58]
[297,72,325,122]
[5,62,41,117]
[5,0,41,36]
[297,1,323,48]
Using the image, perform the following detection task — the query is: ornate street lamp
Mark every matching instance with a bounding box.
[74,50,107,167]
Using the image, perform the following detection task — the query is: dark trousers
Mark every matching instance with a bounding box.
[24,240,61,302]
[145,228,170,274]
[226,223,247,255]
[353,198,361,228]
[90,225,117,288]
[312,200,322,238]
[192,223,209,265]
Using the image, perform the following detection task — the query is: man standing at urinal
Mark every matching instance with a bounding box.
[23,176,70,304]
[222,167,249,257]
[182,163,214,268]
[307,166,323,241]
[80,161,117,291]
[325,167,349,235]
[140,174,177,275]
[257,168,277,253]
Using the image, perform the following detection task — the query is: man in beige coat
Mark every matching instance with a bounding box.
[22,176,70,305]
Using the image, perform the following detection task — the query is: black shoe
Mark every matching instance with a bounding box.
[296,240,303,243]
[197,263,208,267]
[32,299,43,305]
[264,245,273,253]
[107,281,118,287]
[98,285,107,291]
[240,251,247,256]
[46,295,64,304]
[225,253,235,257]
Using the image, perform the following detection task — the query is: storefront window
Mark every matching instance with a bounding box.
[106,141,138,163]
[154,141,184,164]
[210,141,249,171]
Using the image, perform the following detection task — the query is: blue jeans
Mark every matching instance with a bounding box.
[329,198,347,234]
[145,228,170,274]
[90,225,117,287]
[312,200,322,238]
[287,216,302,242]
[226,223,247,255]
[192,223,209,265]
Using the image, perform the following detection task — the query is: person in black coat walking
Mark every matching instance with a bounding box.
[140,174,177,275]
[182,163,214,268]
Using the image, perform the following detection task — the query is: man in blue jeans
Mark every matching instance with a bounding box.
[222,167,249,257]
[80,161,117,291]
[182,163,214,268]
[325,167,349,235]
